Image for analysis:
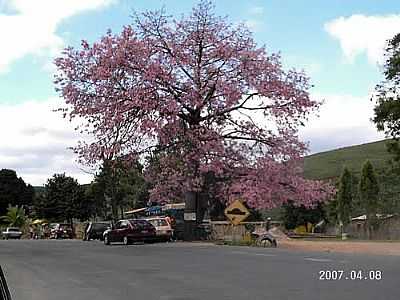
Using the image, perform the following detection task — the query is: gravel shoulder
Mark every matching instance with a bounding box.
[279,239,400,256]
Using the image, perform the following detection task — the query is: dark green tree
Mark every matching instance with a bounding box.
[358,160,380,239]
[36,174,86,231]
[281,201,326,232]
[0,169,34,215]
[373,33,400,138]
[336,167,353,229]
[378,169,400,213]
[93,159,149,220]
[84,182,108,220]
[373,33,400,173]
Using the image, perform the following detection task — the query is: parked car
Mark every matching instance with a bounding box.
[145,217,173,242]
[2,227,22,240]
[83,222,111,241]
[49,223,73,239]
[103,219,156,245]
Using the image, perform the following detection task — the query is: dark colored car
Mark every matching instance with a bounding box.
[83,222,111,241]
[103,219,156,245]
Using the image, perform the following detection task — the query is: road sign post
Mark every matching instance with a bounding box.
[224,200,250,242]
[224,200,250,226]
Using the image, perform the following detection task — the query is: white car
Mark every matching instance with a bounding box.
[2,227,22,240]
[145,217,173,242]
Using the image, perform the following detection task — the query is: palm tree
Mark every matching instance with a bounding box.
[1,206,26,227]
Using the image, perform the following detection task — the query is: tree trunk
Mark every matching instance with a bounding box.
[120,206,124,219]
[69,218,75,239]
[184,191,197,241]
[196,193,208,223]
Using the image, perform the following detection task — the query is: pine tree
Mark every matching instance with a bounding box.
[337,167,353,230]
[358,160,380,239]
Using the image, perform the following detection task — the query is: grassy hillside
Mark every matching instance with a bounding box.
[32,140,393,189]
[303,139,395,180]
[33,186,45,194]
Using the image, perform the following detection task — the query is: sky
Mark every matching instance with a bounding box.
[0,0,398,186]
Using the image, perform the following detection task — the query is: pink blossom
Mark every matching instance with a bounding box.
[54,1,335,209]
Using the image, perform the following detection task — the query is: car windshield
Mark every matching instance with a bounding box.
[130,220,151,228]
[92,223,108,230]
[8,228,19,232]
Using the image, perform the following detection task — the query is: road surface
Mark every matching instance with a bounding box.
[1,240,398,300]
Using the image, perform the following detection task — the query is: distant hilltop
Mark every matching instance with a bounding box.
[33,139,394,191]
[303,139,394,180]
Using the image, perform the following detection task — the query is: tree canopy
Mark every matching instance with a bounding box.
[89,158,149,220]
[0,169,34,215]
[336,167,353,226]
[55,1,333,209]
[35,174,86,223]
[373,33,400,137]
[281,201,326,231]
[359,160,380,234]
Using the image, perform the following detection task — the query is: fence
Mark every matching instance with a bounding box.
[209,221,281,241]
[348,215,400,240]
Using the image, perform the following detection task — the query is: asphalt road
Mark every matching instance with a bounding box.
[0,240,399,300]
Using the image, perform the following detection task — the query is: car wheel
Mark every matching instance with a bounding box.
[104,235,110,245]
[123,236,130,246]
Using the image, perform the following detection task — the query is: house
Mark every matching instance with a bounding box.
[348,214,400,240]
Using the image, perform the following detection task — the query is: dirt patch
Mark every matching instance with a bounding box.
[268,227,289,241]
[279,239,400,256]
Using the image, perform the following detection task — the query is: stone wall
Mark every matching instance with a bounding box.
[210,221,271,241]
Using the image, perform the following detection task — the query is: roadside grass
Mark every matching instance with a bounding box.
[221,240,254,246]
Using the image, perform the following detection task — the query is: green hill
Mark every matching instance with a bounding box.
[33,186,45,194]
[303,139,395,180]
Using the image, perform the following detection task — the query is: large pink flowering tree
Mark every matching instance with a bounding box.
[55,1,334,214]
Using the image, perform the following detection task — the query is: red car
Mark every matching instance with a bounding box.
[103,219,156,245]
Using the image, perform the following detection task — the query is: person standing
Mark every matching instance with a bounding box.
[266,217,271,232]
[165,215,171,226]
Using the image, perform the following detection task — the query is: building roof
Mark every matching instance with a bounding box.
[351,214,395,221]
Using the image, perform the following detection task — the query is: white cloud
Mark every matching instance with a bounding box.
[248,6,264,16]
[0,99,93,186]
[0,93,386,184]
[0,0,115,73]
[244,4,265,32]
[300,93,385,153]
[283,55,322,77]
[324,14,400,65]
[245,19,264,32]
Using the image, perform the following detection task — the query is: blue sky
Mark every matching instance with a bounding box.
[0,0,398,185]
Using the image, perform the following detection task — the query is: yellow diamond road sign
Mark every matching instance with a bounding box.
[224,200,250,225]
